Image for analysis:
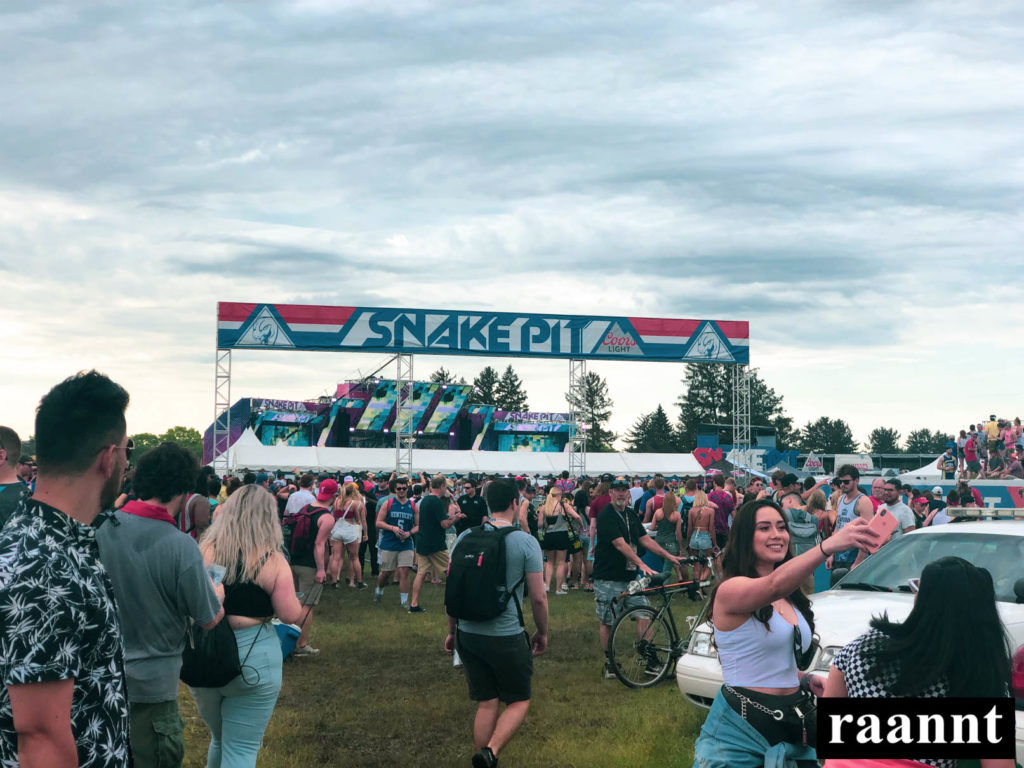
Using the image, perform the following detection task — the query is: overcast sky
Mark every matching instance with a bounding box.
[3,1,1024,452]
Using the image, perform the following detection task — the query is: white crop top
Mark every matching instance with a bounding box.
[715,604,811,688]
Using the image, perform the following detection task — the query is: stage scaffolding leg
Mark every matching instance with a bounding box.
[213,349,232,476]
[732,364,751,453]
[395,353,414,475]
[568,357,587,478]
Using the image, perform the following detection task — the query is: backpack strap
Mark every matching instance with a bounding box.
[494,525,527,629]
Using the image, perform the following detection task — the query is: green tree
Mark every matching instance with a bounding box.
[868,427,902,454]
[675,364,792,451]
[797,417,857,453]
[625,405,676,453]
[624,413,652,453]
[18,435,35,459]
[565,371,616,452]
[429,367,465,385]
[467,366,500,405]
[128,432,161,461]
[494,365,529,412]
[158,426,203,460]
[905,428,935,453]
[906,428,955,454]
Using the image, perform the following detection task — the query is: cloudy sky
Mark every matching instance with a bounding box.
[3,0,1024,452]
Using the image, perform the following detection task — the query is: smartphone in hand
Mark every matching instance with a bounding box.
[865,507,899,552]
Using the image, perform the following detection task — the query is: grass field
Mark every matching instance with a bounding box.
[178,573,708,767]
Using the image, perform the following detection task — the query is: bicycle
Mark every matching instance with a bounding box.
[605,551,721,689]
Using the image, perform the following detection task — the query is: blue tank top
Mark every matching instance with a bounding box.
[379,497,415,551]
[833,492,863,564]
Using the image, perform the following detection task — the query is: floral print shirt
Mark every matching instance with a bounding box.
[0,498,129,767]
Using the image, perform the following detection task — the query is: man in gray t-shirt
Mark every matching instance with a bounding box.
[445,479,548,768]
[97,444,222,768]
[880,480,917,541]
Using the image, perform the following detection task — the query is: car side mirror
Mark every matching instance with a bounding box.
[1014,578,1024,604]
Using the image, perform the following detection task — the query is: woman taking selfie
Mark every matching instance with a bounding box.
[820,556,1014,768]
[191,486,303,768]
[691,499,877,768]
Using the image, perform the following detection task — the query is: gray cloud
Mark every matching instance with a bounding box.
[3,0,1024,442]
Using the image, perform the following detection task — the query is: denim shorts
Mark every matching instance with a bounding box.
[593,579,650,626]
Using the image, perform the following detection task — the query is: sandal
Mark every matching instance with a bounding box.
[571,583,581,590]
[583,583,594,592]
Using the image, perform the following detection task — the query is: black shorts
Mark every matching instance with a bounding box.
[541,531,569,551]
[456,630,533,704]
[967,460,981,472]
[715,532,728,549]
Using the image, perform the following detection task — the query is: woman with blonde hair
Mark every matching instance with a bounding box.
[329,481,368,589]
[652,491,685,580]
[190,486,302,768]
[688,489,716,582]
[539,486,583,594]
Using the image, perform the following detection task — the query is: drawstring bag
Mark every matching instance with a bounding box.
[181,620,263,688]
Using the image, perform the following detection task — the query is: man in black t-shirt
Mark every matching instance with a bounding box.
[408,475,458,613]
[0,427,29,529]
[592,475,682,679]
[455,478,489,534]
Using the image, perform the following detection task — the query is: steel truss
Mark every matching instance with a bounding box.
[395,353,415,475]
[212,349,232,475]
[568,357,587,478]
[732,364,751,452]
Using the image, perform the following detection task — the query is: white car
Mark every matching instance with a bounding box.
[676,521,1024,763]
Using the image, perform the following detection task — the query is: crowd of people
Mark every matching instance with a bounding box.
[938,415,1024,480]
[0,373,1017,768]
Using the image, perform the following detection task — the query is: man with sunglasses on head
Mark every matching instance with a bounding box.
[374,476,419,607]
[826,464,874,582]
[592,475,683,679]
[456,477,489,535]
[0,371,133,768]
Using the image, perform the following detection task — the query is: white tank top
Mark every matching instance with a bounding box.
[715,605,810,688]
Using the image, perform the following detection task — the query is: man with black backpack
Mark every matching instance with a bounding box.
[444,478,548,768]
[284,478,337,656]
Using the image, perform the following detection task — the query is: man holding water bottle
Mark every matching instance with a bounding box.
[97,442,223,768]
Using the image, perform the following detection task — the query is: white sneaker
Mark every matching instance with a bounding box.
[292,644,320,657]
[555,589,568,595]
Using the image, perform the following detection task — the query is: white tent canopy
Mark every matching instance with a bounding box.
[897,455,942,483]
[226,431,708,476]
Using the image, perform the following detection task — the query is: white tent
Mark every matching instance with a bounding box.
[898,455,942,483]
[226,437,709,476]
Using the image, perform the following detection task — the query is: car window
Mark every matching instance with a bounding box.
[835,532,1024,602]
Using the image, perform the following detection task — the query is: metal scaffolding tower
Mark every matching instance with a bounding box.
[732,364,751,451]
[394,353,415,475]
[212,349,232,475]
[568,357,587,478]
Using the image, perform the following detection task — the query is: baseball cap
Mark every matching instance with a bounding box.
[931,485,943,495]
[317,479,339,501]
[610,475,630,489]
[781,473,798,487]
[343,475,354,482]
[255,472,269,486]
[913,496,929,505]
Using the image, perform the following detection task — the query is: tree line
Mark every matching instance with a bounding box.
[435,362,956,455]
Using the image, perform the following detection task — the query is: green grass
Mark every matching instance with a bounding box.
[178,574,708,767]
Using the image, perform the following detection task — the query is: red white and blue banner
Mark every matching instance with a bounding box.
[217,303,750,364]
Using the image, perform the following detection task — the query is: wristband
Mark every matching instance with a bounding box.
[819,540,829,558]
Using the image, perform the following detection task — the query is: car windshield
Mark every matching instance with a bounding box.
[834,531,1024,603]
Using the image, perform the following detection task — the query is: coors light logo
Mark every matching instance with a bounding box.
[598,322,642,355]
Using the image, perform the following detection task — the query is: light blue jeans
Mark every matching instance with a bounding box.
[189,622,283,768]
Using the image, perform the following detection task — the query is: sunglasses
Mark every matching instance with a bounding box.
[838,478,853,484]
[793,623,819,671]
[395,486,409,492]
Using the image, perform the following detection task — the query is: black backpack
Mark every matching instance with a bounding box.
[445,525,524,625]
[281,504,324,558]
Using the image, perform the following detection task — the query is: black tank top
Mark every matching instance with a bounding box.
[222,553,274,618]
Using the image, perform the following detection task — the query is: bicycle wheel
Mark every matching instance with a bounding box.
[607,605,675,688]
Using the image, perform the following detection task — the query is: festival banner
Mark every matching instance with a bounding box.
[803,452,824,473]
[393,381,439,434]
[424,384,473,434]
[217,303,749,364]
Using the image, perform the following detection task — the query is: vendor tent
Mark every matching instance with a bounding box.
[898,455,942,483]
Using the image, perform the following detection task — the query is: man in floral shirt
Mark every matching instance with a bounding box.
[0,371,132,768]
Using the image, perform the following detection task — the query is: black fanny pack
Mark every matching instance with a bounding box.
[723,685,817,749]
